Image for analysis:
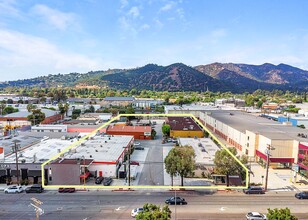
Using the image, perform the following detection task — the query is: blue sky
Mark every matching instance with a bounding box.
[0,0,308,81]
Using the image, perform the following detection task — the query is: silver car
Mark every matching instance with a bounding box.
[4,185,24,194]
[246,212,267,220]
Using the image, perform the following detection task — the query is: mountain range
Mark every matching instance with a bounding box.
[1,62,308,93]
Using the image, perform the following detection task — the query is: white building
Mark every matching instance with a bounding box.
[31,125,68,132]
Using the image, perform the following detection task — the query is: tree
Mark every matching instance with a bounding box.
[162,124,171,136]
[64,103,69,116]
[213,147,248,186]
[3,106,18,115]
[72,109,81,119]
[27,109,46,125]
[27,104,36,112]
[0,101,5,115]
[267,208,298,220]
[136,203,171,220]
[164,145,196,186]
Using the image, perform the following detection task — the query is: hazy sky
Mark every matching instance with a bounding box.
[1,0,308,81]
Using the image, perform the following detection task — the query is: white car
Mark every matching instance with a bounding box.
[134,142,141,146]
[4,185,24,194]
[246,212,267,220]
[131,207,143,217]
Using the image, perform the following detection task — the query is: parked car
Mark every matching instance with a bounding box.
[58,188,76,193]
[103,177,113,186]
[4,185,23,194]
[131,207,144,217]
[246,212,267,220]
[95,176,104,184]
[295,191,308,199]
[134,146,144,150]
[243,186,265,194]
[134,142,141,146]
[165,197,187,205]
[25,184,44,193]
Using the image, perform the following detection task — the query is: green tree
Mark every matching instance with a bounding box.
[27,109,46,125]
[136,203,171,220]
[72,109,81,119]
[0,101,5,115]
[27,104,36,112]
[64,103,69,116]
[3,106,18,115]
[267,208,298,220]
[213,147,248,186]
[162,124,171,136]
[164,145,196,186]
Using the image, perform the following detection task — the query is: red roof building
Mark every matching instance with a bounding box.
[106,125,152,140]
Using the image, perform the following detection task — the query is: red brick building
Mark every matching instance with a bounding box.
[106,125,152,140]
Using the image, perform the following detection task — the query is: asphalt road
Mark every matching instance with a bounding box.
[1,190,308,220]
[138,122,165,186]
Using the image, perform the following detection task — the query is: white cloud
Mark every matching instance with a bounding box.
[128,6,140,18]
[0,0,21,18]
[159,1,175,12]
[120,0,128,9]
[140,24,150,30]
[31,4,77,31]
[0,29,103,80]
[210,28,227,38]
[154,18,163,29]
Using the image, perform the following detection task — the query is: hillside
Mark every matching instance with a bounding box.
[195,63,308,91]
[1,62,308,92]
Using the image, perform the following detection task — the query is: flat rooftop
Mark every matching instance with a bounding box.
[106,125,151,133]
[167,117,202,131]
[0,134,41,156]
[204,110,308,141]
[64,135,134,162]
[179,138,219,165]
[4,139,73,163]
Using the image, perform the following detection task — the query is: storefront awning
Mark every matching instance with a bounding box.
[256,150,294,163]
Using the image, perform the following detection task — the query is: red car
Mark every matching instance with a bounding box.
[58,188,76,193]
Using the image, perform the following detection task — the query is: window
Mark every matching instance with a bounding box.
[247,136,250,140]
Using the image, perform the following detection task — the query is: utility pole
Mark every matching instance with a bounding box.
[128,145,131,189]
[12,140,21,185]
[264,144,275,191]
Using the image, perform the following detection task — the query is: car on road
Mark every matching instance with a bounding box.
[134,146,144,150]
[165,197,187,205]
[295,191,308,199]
[103,177,113,186]
[4,185,23,194]
[243,186,265,194]
[131,207,143,217]
[134,142,141,146]
[246,212,267,220]
[25,184,44,193]
[58,188,76,193]
[95,176,104,184]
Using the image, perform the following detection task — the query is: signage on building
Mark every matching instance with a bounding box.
[144,132,151,136]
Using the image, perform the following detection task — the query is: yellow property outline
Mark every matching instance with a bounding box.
[42,113,248,189]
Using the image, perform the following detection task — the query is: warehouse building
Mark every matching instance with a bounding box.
[166,117,204,138]
[199,110,308,175]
